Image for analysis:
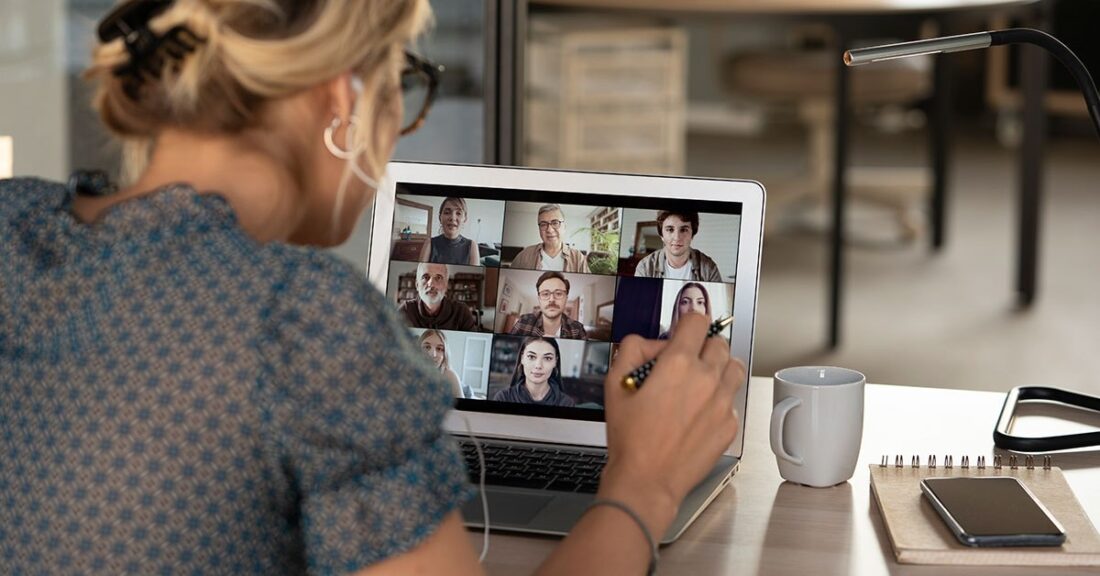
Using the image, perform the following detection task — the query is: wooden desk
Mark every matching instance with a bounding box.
[470,378,1100,574]
[495,0,1043,349]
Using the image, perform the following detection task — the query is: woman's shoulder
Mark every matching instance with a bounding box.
[263,244,386,309]
[0,178,67,216]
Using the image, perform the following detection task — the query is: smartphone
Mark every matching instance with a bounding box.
[920,476,1066,547]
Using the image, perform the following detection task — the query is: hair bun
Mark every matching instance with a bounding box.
[97,0,205,98]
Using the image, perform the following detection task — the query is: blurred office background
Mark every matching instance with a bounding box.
[2,0,1097,394]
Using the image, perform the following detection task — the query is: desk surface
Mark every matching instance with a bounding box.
[531,0,1035,15]
[470,378,1100,575]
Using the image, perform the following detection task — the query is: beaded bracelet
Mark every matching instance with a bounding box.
[586,498,659,576]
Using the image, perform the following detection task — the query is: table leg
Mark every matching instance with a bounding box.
[829,27,852,349]
[930,16,953,252]
[1016,7,1049,308]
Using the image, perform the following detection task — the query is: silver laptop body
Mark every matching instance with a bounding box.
[368,162,764,543]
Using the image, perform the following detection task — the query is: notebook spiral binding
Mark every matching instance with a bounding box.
[878,454,1053,470]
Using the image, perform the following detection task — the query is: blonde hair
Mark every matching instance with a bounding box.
[87,0,431,183]
[418,329,451,372]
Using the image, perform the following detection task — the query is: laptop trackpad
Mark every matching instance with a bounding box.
[464,490,553,525]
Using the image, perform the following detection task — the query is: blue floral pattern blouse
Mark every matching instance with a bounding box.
[0,178,471,575]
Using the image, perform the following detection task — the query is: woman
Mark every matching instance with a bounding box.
[0,0,745,574]
[660,282,713,339]
[492,337,576,407]
[418,329,468,398]
[419,196,480,265]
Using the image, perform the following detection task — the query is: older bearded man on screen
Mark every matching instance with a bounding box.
[399,262,478,331]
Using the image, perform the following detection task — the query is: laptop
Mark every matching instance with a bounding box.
[368,162,764,543]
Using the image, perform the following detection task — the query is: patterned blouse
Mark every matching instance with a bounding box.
[0,179,471,575]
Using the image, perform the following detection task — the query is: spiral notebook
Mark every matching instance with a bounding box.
[870,455,1100,567]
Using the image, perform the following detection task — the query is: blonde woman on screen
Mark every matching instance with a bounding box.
[419,196,480,265]
[0,0,745,574]
[418,329,466,398]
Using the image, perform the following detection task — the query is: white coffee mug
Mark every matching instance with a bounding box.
[770,366,865,487]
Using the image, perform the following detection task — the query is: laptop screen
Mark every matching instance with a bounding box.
[382,180,744,422]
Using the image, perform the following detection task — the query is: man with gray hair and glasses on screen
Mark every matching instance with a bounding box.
[509,204,590,273]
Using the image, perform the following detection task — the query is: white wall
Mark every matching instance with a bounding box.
[557,339,588,379]
[0,0,68,180]
[692,214,741,281]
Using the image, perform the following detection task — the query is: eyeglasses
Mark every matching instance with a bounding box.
[538,290,568,300]
[400,50,444,136]
[537,219,564,231]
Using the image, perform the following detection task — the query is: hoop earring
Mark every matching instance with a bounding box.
[323,115,359,160]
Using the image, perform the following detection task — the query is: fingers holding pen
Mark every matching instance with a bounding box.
[700,336,732,377]
[664,313,710,357]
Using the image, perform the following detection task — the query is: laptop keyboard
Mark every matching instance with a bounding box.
[458,439,607,494]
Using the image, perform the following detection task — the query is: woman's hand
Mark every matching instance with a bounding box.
[599,313,746,535]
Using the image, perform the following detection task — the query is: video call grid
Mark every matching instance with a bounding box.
[385,183,743,416]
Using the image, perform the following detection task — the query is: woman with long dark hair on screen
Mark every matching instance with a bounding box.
[492,336,576,407]
[418,196,480,265]
[0,0,745,573]
[660,282,713,339]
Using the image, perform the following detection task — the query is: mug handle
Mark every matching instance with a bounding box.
[770,396,804,465]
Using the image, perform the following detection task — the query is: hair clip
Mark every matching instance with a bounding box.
[97,0,203,98]
[67,169,117,197]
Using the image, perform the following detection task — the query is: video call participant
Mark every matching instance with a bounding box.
[419,196,480,265]
[509,204,590,272]
[635,210,722,281]
[509,271,587,339]
[417,329,470,398]
[399,262,477,331]
[660,282,712,340]
[492,336,576,407]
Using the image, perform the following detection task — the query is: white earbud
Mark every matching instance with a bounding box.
[350,76,364,96]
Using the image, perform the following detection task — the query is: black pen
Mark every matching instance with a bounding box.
[621,316,734,391]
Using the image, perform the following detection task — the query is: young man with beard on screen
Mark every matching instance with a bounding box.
[509,271,587,339]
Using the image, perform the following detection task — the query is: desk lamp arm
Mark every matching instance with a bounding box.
[844,28,1100,142]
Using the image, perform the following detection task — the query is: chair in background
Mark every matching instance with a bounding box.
[722,32,933,240]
